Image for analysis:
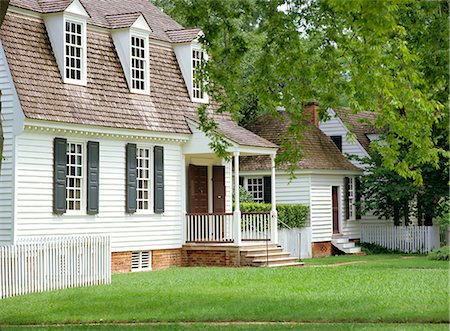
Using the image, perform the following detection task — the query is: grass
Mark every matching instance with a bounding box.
[2,324,449,331]
[0,255,448,327]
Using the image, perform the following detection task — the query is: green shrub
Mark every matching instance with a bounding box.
[240,202,309,229]
[427,246,449,261]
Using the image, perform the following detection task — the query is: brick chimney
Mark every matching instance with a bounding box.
[304,101,319,127]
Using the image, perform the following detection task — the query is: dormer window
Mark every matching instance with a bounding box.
[192,48,205,100]
[131,35,147,92]
[43,0,89,86]
[65,20,84,81]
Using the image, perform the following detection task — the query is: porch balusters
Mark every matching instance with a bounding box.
[270,153,278,243]
[233,151,242,245]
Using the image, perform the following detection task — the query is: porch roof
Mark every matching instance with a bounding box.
[184,116,278,156]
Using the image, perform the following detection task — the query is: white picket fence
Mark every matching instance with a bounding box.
[360,224,440,253]
[0,236,111,299]
[278,227,312,259]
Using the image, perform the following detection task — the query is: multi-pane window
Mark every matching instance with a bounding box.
[192,48,205,99]
[131,35,146,91]
[348,177,355,220]
[65,21,83,81]
[137,147,151,210]
[247,178,264,202]
[66,142,83,211]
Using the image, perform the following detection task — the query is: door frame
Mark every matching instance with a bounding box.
[332,186,340,234]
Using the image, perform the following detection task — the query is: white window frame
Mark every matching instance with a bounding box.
[65,140,86,214]
[63,16,87,85]
[245,177,264,203]
[191,47,207,102]
[348,177,356,221]
[136,145,153,213]
[129,33,149,94]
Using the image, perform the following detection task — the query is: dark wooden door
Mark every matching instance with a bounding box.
[188,165,208,213]
[212,166,226,213]
[332,186,340,234]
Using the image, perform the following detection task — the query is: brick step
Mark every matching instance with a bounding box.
[241,247,284,255]
[240,243,281,250]
[266,261,304,267]
[252,256,299,265]
[244,252,291,259]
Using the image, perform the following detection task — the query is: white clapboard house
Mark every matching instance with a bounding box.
[240,104,364,257]
[319,108,392,225]
[0,0,309,271]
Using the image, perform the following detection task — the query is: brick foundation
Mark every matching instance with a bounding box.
[182,245,241,267]
[112,251,132,273]
[152,249,182,270]
[111,249,182,273]
[312,241,332,258]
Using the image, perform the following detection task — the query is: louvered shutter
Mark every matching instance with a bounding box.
[87,141,99,215]
[344,177,350,220]
[53,137,67,214]
[126,143,137,213]
[154,146,164,213]
[263,176,271,204]
[355,177,362,219]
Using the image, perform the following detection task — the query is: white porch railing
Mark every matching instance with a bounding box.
[186,213,234,243]
[360,224,440,253]
[0,236,111,299]
[241,212,271,241]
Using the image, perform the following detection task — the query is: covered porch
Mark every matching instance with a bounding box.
[182,118,278,247]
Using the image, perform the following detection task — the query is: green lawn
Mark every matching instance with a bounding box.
[0,255,448,327]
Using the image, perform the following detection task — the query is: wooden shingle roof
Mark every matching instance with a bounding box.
[240,112,361,172]
[334,108,381,153]
[0,5,276,149]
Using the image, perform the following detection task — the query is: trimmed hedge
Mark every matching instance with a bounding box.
[240,202,309,229]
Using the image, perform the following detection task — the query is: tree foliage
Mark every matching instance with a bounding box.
[152,0,449,184]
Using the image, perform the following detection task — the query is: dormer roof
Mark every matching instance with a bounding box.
[105,12,151,31]
[166,28,202,44]
[10,0,182,42]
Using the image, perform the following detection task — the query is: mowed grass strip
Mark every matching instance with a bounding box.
[2,323,450,331]
[0,256,448,325]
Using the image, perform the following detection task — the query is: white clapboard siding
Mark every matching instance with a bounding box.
[319,110,369,169]
[361,224,440,253]
[0,236,111,299]
[14,131,185,252]
[275,174,310,206]
[0,40,25,246]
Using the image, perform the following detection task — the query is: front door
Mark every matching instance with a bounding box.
[212,166,226,213]
[332,186,340,234]
[188,165,208,213]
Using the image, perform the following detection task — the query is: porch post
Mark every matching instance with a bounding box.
[233,151,241,245]
[270,153,278,243]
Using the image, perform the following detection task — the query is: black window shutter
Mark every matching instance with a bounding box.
[355,177,362,219]
[344,177,350,220]
[263,176,271,204]
[154,146,164,213]
[239,176,244,187]
[331,136,343,152]
[53,137,67,214]
[126,143,137,214]
[87,141,99,215]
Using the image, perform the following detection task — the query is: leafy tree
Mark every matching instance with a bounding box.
[152,0,449,184]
